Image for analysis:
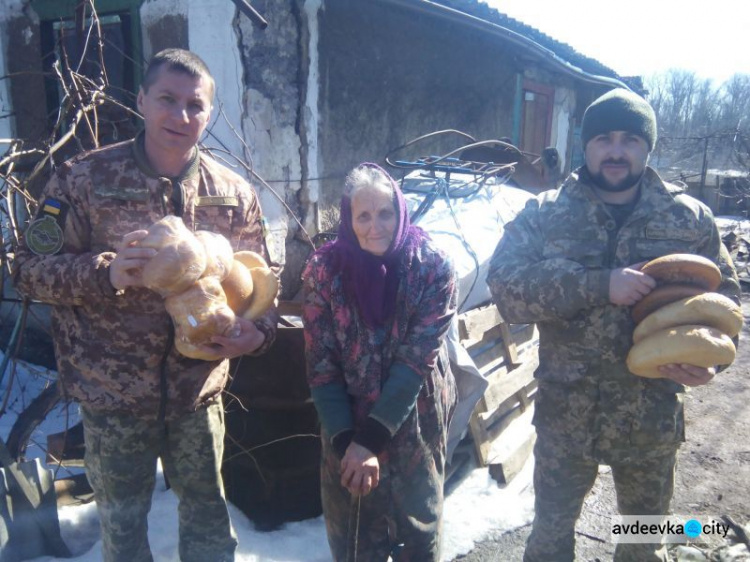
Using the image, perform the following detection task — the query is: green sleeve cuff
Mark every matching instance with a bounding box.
[310,383,353,438]
[369,362,423,435]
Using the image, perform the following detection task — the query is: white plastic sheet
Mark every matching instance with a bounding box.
[401,170,534,313]
[400,169,536,462]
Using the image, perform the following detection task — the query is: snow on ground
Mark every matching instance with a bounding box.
[0,355,535,561]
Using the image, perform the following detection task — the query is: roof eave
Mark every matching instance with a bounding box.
[376,0,631,90]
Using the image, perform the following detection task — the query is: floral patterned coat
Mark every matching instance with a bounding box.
[302,236,458,464]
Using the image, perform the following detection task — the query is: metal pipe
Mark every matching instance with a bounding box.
[377,0,631,90]
[230,0,269,29]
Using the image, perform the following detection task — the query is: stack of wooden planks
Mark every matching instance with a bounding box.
[458,304,539,483]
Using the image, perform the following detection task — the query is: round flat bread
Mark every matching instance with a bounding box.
[627,324,736,379]
[632,284,706,324]
[633,292,742,343]
[640,253,721,291]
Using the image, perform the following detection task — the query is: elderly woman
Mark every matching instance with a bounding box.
[302,162,458,561]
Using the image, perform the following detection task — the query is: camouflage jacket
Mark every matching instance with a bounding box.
[14,136,277,420]
[487,167,740,392]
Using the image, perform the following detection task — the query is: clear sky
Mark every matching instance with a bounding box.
[482,0,750,84]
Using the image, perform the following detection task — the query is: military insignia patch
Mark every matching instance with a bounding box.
[26,215,64,255]
[195,196,238,207]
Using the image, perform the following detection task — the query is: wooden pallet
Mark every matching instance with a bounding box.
[458,304,539,470]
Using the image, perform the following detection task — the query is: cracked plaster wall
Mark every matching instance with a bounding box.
[236,0,308,296]
[552,86,576,175]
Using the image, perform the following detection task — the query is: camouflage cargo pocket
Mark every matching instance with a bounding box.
[628,387,685,448]
[532,381,598,445]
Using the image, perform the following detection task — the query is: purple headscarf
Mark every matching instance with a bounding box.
[317,162,427,328]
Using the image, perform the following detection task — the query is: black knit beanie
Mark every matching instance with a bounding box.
[581,88,657,151]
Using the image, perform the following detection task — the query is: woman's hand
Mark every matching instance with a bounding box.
[340,442,380,496]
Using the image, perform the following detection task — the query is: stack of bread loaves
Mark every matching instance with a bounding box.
[137,216,279,361]
[626,253,742,378]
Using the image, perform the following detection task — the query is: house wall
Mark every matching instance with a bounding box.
[551,86,576,176]
[0,0,47,149]
[315,1,521,212]
[234,0,308,292]
[0,12,13,141]
[141,0,189,54]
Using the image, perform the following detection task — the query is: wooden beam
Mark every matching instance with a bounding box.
[468,412,492,465]
[480,354,538,413]
[478,380,538,429]
[489,433,537,485]
[498,321,519,365]
[458,305,502,344]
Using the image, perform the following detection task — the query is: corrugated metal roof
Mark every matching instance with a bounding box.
[430,0,625,80]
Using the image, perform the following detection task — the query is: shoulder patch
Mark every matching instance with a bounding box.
[37,197,69,224]
[41,197,64,216]
[26,216,64,255]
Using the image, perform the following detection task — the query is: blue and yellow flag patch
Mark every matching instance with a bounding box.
[42,198,63,216]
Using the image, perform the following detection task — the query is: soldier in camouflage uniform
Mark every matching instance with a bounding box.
[302,164,457,561]
[14,49,277,562]
[487,88,740,562]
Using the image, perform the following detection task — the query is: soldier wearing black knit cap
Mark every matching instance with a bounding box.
[580,88,658,196]
[486,88,740,562]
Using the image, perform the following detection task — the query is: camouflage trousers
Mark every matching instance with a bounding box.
[81,400,237,562]
[319,439,445,562]
[524,430,677,562]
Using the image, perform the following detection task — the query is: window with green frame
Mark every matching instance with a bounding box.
[32,0,144,146]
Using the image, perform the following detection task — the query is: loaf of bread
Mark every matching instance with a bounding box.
[241,265,279,320]
[221,259,255,315]
[139,216,207,296]
[633,292,742,343]
[640,253,721,291]
[234,250,268,271]
[174,325,225,361]
[165,276,240,345]
[631,284,706,324]
[231,250,278,320]
[626,324,736,378]
[195,230,234,281]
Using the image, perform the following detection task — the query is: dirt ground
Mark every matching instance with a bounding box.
[453,291,750,562]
